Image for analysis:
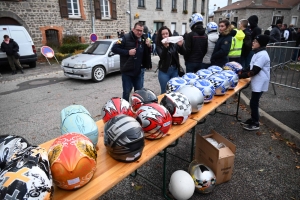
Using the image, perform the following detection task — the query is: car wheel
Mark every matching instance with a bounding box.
[92,66,106,82]
[29,62,36,68]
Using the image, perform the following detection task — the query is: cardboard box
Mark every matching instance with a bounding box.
[195,130,236,185]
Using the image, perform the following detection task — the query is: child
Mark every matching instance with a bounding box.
[239,34,270,131]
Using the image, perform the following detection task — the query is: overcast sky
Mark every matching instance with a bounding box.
[208,0,239,14]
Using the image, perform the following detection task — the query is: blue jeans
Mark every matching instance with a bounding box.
[152,43,157,55]
[250,91,263,123]
[141,68,145,88]
[185,62,202,73]
[122,72,143,101]
[158,65,178,94]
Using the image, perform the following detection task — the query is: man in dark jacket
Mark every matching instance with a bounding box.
[184,13,208,73]
[239,19,252,69]
[269,19,282,43]
[1,35,24,75]
[112,22,151,101]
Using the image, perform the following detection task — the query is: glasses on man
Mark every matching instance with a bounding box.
[135,29,143,33]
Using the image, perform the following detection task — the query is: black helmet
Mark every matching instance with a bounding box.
[130,88,158,112]
[104,114,145,162]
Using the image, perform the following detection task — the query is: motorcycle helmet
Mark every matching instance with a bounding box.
[206,22,218,33]
[0,146,53,200]
[160,92,192,125]
[182,73,199,85]
[0,135,30,171]
[136,103,172,139]
[177,85,204,113]
[189,162,216,194]
[48,133,97,190]
[60,105,99,146]
[223,61,243,74]
[166,77,187,94]
[189,13,204,29]
[130,88,158,112]
[208,74,230,95]
[169,170,195,200]
[208,65,223,74]
[101,97,135,123]
[193,79,215,103]
[104,114,144,162]
[196,69,213,79]
[221,70,239,89]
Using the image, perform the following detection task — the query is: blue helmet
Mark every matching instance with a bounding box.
[189,13,204,29]
[206,22,218,33]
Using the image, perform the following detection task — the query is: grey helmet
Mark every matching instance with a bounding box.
[177,85,204,113]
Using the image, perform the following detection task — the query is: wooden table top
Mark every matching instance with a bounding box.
[39,118,197,200]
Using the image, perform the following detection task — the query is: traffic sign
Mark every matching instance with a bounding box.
[90,33,98,42]
[41,46,55,58]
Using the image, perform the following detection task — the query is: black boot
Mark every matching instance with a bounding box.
[12,70,17,75]
[20,69,24,74]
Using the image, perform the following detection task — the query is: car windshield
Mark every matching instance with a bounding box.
[83,41,112,55]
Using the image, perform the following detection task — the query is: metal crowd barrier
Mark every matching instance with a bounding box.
[266,42,300,95]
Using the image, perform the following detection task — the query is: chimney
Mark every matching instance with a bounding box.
[228,0,232,5]
[255,0,262,5]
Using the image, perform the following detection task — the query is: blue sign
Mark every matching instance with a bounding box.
[90,33,98,42]
[41,46,55,58]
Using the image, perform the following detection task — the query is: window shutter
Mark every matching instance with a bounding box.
[95,0,101,19]
[59,0,68,18]
[111,0,117,20]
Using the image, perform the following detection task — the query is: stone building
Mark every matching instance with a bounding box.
[0,0,208,51]
[213,0,300,31]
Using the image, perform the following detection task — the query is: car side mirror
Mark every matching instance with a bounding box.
[108,51,115,57]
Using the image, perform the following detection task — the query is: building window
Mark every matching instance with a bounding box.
[291,16,298,26]
[67,0,81,18]
[183,0,187,11]
[156,0,162,9]
[181,23,187,35]
[172,0,177,10]
[272,16,283,25]
[193,0,197,13]
[219,18,222,22]
[94,0,117,19]
[201,0,205,14]
[154,22,164,32]
[138,0,145,7]
[233,17,238,24]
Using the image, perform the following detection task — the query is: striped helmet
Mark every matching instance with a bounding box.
[104,114,144,162]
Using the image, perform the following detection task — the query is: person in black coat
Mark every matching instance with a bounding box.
[111,22,151,101]
[1,35,24,75]
[156,26,185,94]
[210,19,234,67]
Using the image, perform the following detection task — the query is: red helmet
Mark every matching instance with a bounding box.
[136,103,172,139]
[130,88,158,112]
[101,97,135,123]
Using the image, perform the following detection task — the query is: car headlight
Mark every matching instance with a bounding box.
[73,64,88,69]
[61,61,65,66]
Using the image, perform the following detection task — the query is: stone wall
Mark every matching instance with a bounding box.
[0,0,129,51]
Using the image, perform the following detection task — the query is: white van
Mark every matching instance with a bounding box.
[0,25,37,68]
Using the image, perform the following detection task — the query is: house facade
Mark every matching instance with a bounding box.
[0,0,208,51]
[213,0,300,31]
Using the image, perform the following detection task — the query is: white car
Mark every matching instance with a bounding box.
[61,39,120,82]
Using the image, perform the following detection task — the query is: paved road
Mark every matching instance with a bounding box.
[0,59,299,200]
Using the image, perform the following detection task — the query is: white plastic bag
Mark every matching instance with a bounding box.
[161,36,184,44]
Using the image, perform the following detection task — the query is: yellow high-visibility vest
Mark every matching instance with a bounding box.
[228,29,245,58]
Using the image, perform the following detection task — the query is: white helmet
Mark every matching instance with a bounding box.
[160,92,192,125]
[223,61,243,74]
[166,77,187,94]
[189,161,216,194]
[208,74,230,95]
[208,65,223,74]
[196,69,213,79]
[182,72,199,85]
[169,170,195,200]
[206,22,218,33]
[189,13,204,29]
[193,79,215,103]
[221,70,239,89]
[177,85,204,113]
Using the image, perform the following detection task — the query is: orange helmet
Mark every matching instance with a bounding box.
[48,133,97,190]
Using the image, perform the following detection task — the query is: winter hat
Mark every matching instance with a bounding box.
[247,15,258,27]
[254,34,270,47]
[276,19,282,25]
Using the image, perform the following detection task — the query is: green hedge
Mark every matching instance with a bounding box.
[63,35,80,44]
[59,43,89,54]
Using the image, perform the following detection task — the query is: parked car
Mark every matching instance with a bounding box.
[0,25,37,68]
[61,39,120,82]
